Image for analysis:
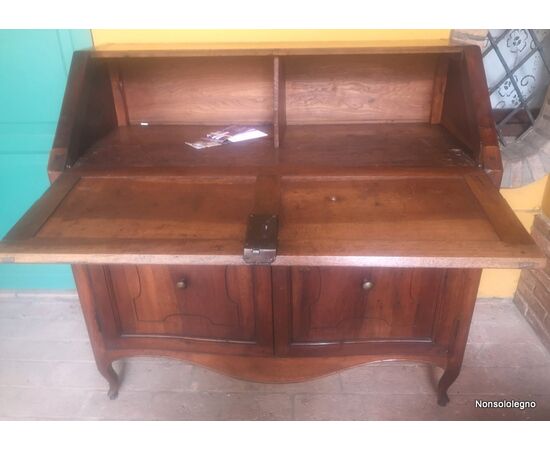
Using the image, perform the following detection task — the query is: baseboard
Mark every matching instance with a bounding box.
[0,289,78,300]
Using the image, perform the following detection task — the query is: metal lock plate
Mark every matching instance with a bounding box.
[243,214,278,264]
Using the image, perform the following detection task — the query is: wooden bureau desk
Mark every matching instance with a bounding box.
[0,45,545,406]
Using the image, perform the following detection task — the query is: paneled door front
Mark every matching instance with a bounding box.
[273,266,446,357]
[102,265,274,356]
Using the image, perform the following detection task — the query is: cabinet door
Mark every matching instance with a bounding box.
[273,266,446,356]
[104,265,273,356]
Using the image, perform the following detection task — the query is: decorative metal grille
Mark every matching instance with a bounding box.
[482,29,550,145]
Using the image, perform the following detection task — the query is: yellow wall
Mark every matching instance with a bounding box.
[91,29,548,298]
[91,29,450,47]
[478,175,549,297]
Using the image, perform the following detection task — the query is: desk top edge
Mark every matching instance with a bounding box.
[89,42,470,58]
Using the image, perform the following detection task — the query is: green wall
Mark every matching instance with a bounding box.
[0,30,93,290]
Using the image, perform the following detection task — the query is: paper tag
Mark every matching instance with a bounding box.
[228,129,268,142]
[186,126,268,149]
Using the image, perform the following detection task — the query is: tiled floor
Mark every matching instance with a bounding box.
[1,292,550,420]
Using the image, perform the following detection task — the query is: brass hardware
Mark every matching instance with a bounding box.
[362,280,374,291]
[176,279,187,289]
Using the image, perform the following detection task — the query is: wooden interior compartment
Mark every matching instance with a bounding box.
[69,55,277,169]
[113,56,274,126]
[75,124,277,169]
[77,122,474,169]
[70,50,483,171]
[277,123,473,167]
[275,52,481,169]
[439,48,496,166]
[283,53,440,124]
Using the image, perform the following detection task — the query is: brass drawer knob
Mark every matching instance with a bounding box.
[176,279,187,289]
[362,280,374,291]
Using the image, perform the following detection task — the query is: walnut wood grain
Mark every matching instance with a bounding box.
[278,124,473,167]
[3,173,81,241]
[289,267,443,342]
[285,54,438,124]
[253,175,281,216]
[273,266,475,360]
[464,172,534,245]
[75,123,474,170]
[0,172,544,268]
[119,57,274,126]
[106,265,273,355]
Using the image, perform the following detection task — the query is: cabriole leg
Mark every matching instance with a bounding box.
[437,367,460,406]
[96,357,120,400]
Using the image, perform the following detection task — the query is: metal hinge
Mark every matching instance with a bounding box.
[243,214,278,264]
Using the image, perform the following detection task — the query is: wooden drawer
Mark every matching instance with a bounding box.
[102,265,274,355]
[273,266,449,357]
